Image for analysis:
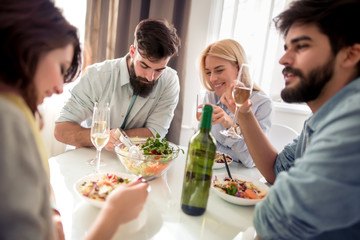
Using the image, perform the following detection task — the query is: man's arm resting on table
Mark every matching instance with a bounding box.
[54,122,92,148]
[237,110,278,184]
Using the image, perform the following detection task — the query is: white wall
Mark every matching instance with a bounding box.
[178,0,213,146]
[271,102,311,134]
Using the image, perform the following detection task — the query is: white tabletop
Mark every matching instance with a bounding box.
[49,147,265,240]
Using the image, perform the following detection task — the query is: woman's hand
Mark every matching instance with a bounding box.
[105,178,149,225]
[220,80,237,113]
[85,178,149,240]
[210,104,234,129]
[52,211,65,240]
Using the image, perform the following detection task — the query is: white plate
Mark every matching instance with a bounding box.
[74,172,136,208]
[211,173,269,206]
[213,152,233,169]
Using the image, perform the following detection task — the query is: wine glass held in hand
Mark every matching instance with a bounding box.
[196,91,207,121]
[88,102,110,171]
[220,64,254,139]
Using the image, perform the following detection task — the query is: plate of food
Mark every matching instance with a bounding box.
[74,172,135,208]
[213,152,233,169]
[211,173,269,206]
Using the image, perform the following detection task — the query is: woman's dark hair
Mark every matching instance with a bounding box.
[274,0,360,76]
[0,0,82,114]
[134,18,181,61]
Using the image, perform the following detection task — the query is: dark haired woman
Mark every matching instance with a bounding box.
[0,0,148,239]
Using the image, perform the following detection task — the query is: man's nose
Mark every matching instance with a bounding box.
[279,50,294,66]
[145,70,155,82]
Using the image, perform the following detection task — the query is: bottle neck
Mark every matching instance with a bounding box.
[199,105,213,130]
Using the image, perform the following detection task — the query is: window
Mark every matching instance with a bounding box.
[208,0,292,102]
[55,0,86,44]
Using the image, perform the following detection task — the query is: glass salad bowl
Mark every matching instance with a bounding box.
[114,137,181,180]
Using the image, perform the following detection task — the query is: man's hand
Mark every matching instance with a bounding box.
[105,128,120,151]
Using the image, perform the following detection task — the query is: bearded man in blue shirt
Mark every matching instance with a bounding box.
[221,0,360,239]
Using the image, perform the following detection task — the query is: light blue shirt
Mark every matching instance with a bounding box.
[56,56,180,137]
[254,77,360,239]
[206,90,272,167]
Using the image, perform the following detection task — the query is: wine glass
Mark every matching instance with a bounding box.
[220,64,253,139]
[196,91,207,121]
[88,102,110,171]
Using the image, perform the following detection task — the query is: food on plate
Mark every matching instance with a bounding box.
[212,175,267,199]
[79,173,130,201]
[214,152,232,163]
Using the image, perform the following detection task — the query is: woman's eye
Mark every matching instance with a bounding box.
[205,72,211,76]
[216,69,224,73]
[60,65,66,76]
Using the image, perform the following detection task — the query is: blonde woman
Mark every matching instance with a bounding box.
[199,39,272,167]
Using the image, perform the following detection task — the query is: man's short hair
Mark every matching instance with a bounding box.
[274,0,360,77]
[134,18,181,61]
[274,0,360,55]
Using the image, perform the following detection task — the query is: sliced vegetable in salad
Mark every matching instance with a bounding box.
[141,133,184,155]
[79,173,130,201]
[213,176,267,200]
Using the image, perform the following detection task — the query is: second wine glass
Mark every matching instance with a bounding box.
[220,64,253,139]
[89,102,110,171]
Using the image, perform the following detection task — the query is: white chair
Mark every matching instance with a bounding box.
[268,123,298,152]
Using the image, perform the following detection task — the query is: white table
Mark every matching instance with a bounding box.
[49,147,265,240]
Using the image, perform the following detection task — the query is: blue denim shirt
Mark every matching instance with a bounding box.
[254,77,360,240]
[205,90,272,167]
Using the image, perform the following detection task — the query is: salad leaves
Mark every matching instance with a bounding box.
[141,133,184,155]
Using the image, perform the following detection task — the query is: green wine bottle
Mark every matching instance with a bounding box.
[181,104,217,216]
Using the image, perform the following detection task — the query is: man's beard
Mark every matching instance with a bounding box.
[281,57,335,103]
[129,62,157,97]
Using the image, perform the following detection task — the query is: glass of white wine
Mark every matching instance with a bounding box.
[196,91,207,121]
[220,64,253,139]
[88,102,110,171]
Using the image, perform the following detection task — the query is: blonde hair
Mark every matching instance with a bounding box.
[199,39,261,92]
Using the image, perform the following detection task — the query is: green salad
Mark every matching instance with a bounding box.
[141,133,184,155]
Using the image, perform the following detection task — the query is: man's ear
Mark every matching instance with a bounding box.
[129,45,135,58]
[342,43,360,68]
